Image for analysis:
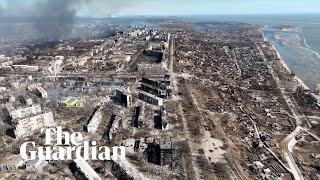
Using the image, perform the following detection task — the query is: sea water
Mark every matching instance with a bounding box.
[194,14,320,90]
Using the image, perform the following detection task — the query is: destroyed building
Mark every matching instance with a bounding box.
[141,77,171,99]
[13,111,55,138]
[36,87,48,99]
[115,88,132,107]
[154,107,168,130]
[138,91,163,106]
[6,103,56,138]
[145,137,173,168]
[87,106,103,133]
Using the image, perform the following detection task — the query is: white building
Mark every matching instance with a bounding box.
[6,104,42,120]
[0,87,6,92]
[55,56,64,61]
[87,106,103,133]
[14,111,55,138]
[12,65,39,72]
[36,87,48,99]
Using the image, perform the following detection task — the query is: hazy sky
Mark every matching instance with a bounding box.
[1,0,320,17]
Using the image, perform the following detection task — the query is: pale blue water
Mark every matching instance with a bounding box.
[191,14,320,90]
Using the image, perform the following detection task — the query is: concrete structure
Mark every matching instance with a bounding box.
[160,137,173,167]
[115,88,132,107]
[0,154,24,172]
[138,91,163,106]
[36,87,48,99]
[141,77,170,99]
[22,96,33,106]
[74,159,102,180]
[13,111,55,138]
[47,59,63,75]
[55,56,64,61]
[6,104,42,120]
[12,65,39,72]
[137,63,167,73]
[87,106,103,133]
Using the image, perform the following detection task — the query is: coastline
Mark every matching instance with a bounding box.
[259,28,310,90]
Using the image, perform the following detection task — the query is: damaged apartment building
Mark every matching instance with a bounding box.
[138,76,171,106]
[145,137,173,169]
[5,103,56,138]
[115,88,132,107]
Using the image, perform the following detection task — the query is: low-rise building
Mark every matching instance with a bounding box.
[36,87,48,99]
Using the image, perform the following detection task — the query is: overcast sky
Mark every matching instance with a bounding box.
[1,0,320,17]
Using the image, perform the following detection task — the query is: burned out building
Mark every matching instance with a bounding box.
[138,91,163,106]
[141,77,170,99]
[154,107,168,130]
[115,88,132,107]
[145,137,173,168]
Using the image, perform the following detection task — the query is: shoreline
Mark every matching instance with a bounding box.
[259,28,310,91]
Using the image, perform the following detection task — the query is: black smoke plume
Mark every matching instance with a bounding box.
[32,0,79,39]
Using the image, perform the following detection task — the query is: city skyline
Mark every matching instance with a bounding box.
[1,0,320,17]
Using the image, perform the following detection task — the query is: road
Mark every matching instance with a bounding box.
[281,126,305,180]
[168,34,201,179]
[255,43,306,180]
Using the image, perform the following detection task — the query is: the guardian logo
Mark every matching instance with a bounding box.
[20,127,126,161]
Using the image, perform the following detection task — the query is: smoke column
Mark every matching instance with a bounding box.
[32,0,80,39]
[0,0,139,40]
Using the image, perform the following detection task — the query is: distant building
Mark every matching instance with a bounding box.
[55,56,64,61]
[36,87,48,99]
[12,65,39,72]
